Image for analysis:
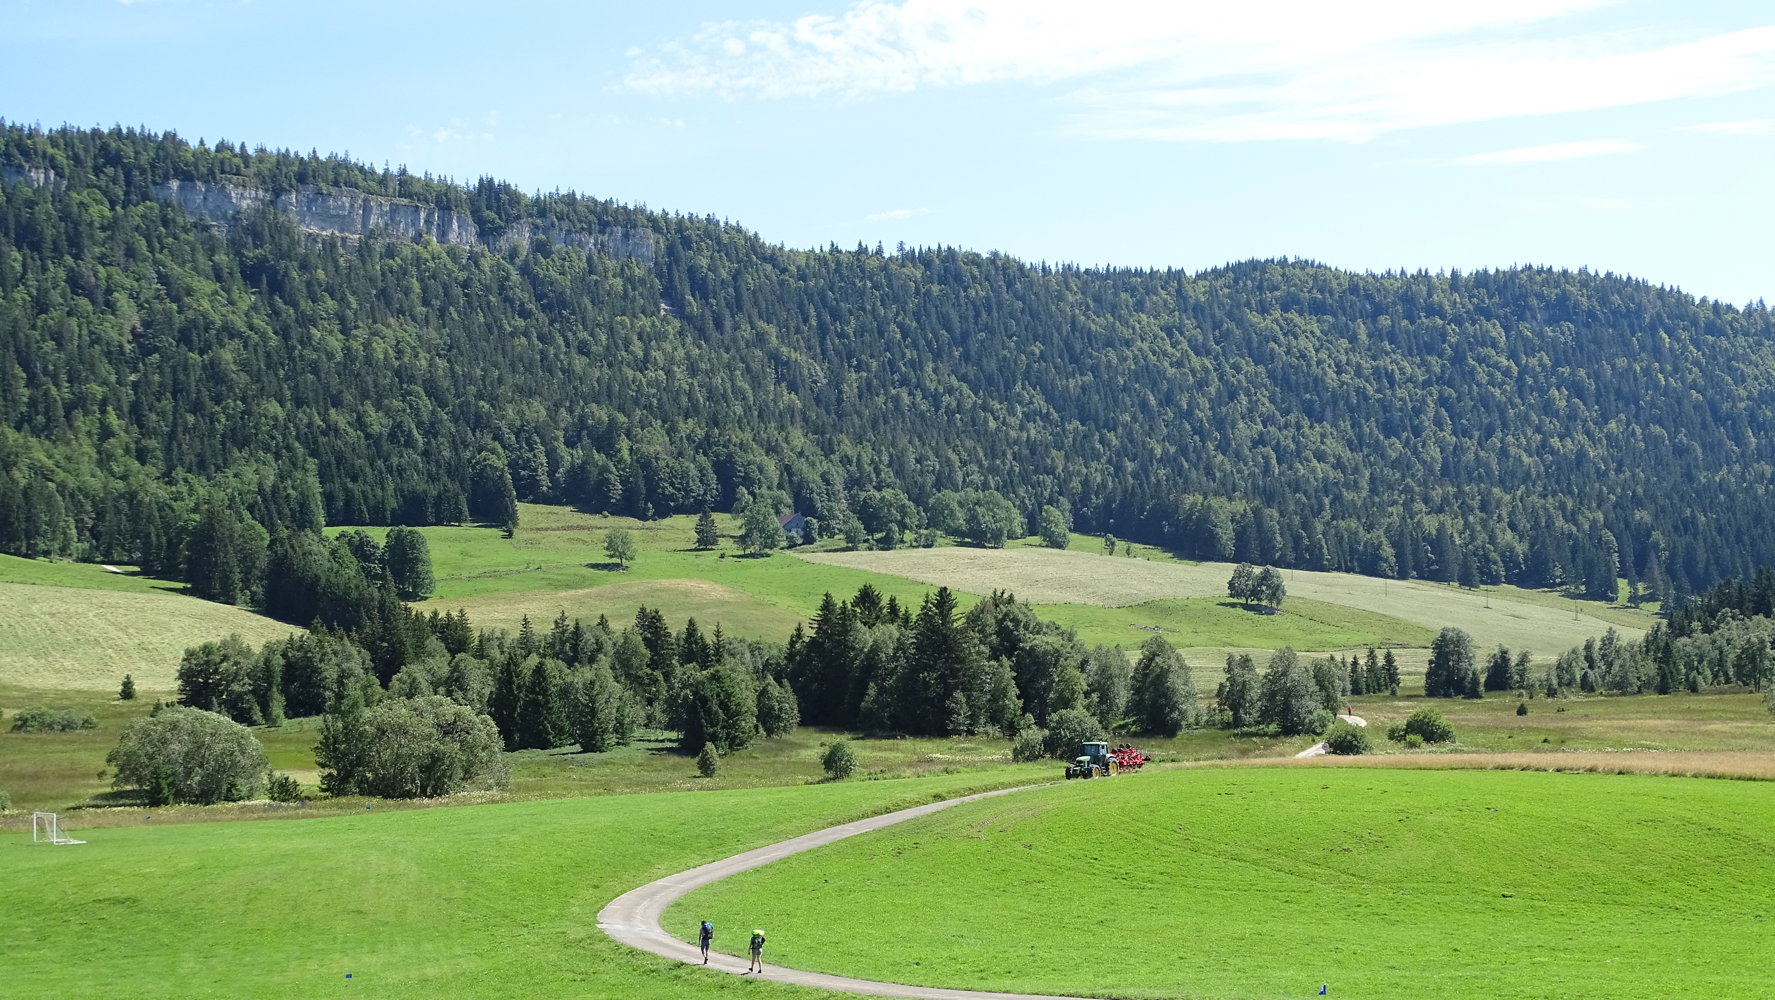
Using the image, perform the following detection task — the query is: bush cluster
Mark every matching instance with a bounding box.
[1322,720,1372,755]
[1306,708,1335,736]
[1010,728,1048,762]
[1042,708,1107,759]
[9,707,99,733]
[106,707,267,805]
[1386,708,1456,745]
[267,772,304,803]
[821,740,857,780]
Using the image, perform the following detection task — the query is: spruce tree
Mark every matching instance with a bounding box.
[694,508,720,549]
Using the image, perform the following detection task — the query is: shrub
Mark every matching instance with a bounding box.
[1402,732,1425,749]
[1516,701,1529,716]
[9,707,99,733]
[267,772,304,803]
[0,789,10,812]
[106,708,267,805]
[1400,707,1456,744]
[1385,721,1407,742]
[821,739,858,780]
[1323,720,1372,755]
[1042,708,1107,759]
[1306,708,1335,736]
[119,674,136,701]
[319,695,508,799]
[696,742,721,778]
[1011,728,1049,762]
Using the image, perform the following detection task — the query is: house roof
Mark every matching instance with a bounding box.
[777,513,802,527]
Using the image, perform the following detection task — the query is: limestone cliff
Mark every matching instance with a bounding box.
[1,167,655,263]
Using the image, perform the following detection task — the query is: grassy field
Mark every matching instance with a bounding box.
[343,505,947,642]
[0,771,1046,1000]
[675,767,1775,1000]
[801,544,1655,658]
[0,674,1045,817]
[0,581,297,691]
[1038,595,1437,661]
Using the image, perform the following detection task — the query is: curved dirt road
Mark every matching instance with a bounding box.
[598,783,1103,1000]
[1294,713,1368,758]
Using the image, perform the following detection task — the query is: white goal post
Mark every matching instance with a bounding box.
[31,812,84,846]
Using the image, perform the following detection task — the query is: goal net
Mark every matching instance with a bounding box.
[31,812,84,846]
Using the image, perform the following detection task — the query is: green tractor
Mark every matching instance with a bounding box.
[1063,741,1148,779]
[1064,741,1116,779]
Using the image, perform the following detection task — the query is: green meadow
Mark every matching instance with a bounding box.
[675,767,1775,1000]
[803,544,1656,660]
[0,771,1046,1000]
[0,578,297,691]
[1,501,1649,704]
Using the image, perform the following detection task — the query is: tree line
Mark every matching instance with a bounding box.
[7,122,1775,603]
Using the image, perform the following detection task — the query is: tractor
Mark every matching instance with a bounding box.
[1064,741,1148,779]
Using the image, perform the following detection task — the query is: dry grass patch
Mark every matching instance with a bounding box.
[800,547,1648,656]
[0,582,297,690]
[430,577,806,641]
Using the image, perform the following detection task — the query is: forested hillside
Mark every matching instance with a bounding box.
[4,122,1773,599]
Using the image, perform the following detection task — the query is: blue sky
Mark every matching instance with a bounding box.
[5,0,1772,303]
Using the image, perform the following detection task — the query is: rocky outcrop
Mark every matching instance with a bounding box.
[1,164,60,189]
[1,167,654,263]
[156,179,656,262]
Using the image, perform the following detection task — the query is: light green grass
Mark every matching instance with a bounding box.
[1348,690,1775,754]
[1035,595,1437,660]
[0,771,1044,1000]
[0,553,187,594]
[676,767,1775,1000]
[431,579,809,640]
[0,582,297,690]
[800,545,1652,657]
[342,505,956,642]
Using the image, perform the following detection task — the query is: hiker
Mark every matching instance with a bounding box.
[747,928,766,973]
[698,920,714,964]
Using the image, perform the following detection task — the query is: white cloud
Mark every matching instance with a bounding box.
[1677,118,1775,135]
[1456,139,1641,165]
[865,206,931,221]
[626,1,1775,143]
[413,119,494,145]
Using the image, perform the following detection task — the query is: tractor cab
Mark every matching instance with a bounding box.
[1065,741,1116,779]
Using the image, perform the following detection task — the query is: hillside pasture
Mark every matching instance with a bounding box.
[342,505,950,641]
[0,581,297,691]
[800,545,1652,656]
[430,578,807,642]
[0,772,1042,1000]
[676,767,1775,1000]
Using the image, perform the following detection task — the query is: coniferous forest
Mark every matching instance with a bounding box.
[5,122,1775,603]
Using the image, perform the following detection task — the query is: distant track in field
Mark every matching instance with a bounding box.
[598,783,1113,1000]
[1295,714,1369,758]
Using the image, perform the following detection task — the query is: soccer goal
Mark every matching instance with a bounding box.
[31,812,84,846]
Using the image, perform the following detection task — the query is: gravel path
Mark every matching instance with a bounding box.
[598,783,1106,1000]
[1294,714,1369,758]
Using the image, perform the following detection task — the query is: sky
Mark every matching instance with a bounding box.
[4,0,1772,304]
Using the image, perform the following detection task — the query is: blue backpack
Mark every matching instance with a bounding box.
[700,921,713,942]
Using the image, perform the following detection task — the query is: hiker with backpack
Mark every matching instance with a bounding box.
[747,928,766,973]
[698,920,714,964]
